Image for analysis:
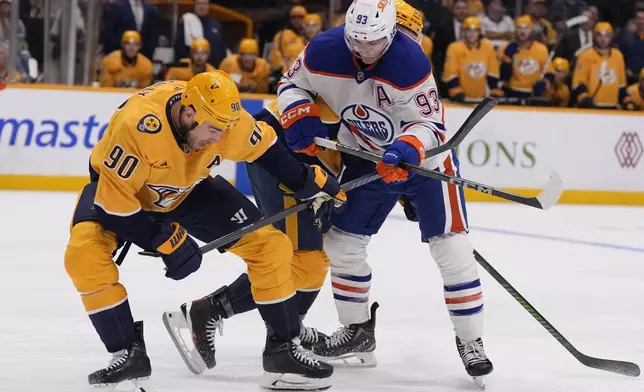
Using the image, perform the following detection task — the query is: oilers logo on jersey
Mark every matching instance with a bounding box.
[341,104,395,143]
[467,62,488,79]
[148,181,203,208]
[516,58,540,75]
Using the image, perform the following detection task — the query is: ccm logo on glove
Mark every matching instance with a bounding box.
[280,103,321,128]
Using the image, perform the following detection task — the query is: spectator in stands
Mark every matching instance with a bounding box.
[481,0,515,49]
[0,0,28,52]
[174,0,227,71]
[555,8,597,63]
[528,0,558,46]
[99,30,153,88]
[302,13,323,44]
[0,43,23,84]
[100,0,159,60]
[418,10,434,60]
[165,38,216,81]
[544,57,571,106]
[269,5,307,73]
[622,67,644,110]
[572,22,627,109]
[619,6,644,84]
[499,15,549,98]
[443,16,502,102]
[548,0,588,29]
[219,38,270,93]
[451,0,470,42]
[467,0,485,17]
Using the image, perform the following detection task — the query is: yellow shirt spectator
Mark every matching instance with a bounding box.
[100,31,153,88]
[220,38,271,93]
[165,38,216,81]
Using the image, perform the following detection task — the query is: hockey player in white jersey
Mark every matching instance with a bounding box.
[277,0,493,384]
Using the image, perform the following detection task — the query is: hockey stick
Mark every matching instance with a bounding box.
[473,249,641,377]
[138,101,493,260]
[315,137,563,210]
[540,15,590,79]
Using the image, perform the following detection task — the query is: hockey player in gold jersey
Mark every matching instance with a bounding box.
[165,38,217,81]
[219,38,271,93]
[499,15,549,98]
[64,72,345,390]
[544,57,571,107]
[99,31,153,88]
[394,0,433,61]
[622,67,644,111]
[443,17,502,102]
[573,22,627,109]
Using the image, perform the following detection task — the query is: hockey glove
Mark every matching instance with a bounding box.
[282,165,347,231]
[151,222,202,280]
[280,103,328,156]
[533,80,547,96]
[579,96,595,109]
[376,136,425,184]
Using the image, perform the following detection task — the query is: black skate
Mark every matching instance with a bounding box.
[163,286,234,374]
[456,336,494,388]
[261,334,333,391]
[299,323,329,351]
[88,321,152,390]
[311,302,378,368]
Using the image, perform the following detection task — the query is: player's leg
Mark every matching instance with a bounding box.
[312,159,399,366]
[406,151,493,382]
[165,175,332,388]
[64,182,151,387]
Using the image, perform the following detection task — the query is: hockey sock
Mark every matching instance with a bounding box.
[296,289,320,317]
[89,299,135,353]
[257,295,300,341]
[226,272,257,315]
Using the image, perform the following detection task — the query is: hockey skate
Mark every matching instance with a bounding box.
[310,302,378,368]
[162,286,232,375]
[456,336,494,388]
[261,334,333,391]
[88,321,153,391]
[299,323,329,351]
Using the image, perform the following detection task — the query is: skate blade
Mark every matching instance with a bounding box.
[260,372,332,391]
[162,311,207,375]
[91,377,155,392]
[313,351,377,368]
[472,376,485,390]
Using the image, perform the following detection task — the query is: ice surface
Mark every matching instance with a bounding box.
[1,190,643,392]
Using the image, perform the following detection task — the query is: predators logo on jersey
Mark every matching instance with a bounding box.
[100,50,153,89]
[137,114,162,134]
[443,39,499,99]
[147,182,202,209]
[499,41,548,93]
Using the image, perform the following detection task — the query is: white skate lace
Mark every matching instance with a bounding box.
[462,340,488,365]
[206,317,224,350]
[291,338,320,367]
[325,327,353,348]
[106,349,129,371]
[299,325,320,344]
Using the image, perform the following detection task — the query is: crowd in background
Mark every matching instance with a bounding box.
[0,0,643,110]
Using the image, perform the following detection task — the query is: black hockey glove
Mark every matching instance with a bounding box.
[151,222,202,280]
[398,195,419,222]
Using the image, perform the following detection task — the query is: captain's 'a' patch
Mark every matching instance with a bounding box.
[137,114,162,134]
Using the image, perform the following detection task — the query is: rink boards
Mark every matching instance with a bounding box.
[0,84,643,205]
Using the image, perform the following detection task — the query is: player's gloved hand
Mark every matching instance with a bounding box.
[533,80,547,96]
[579,96,595,108]
[282,165,347,231]
[151,222,202,280]
[398,195,418,222]
[502,42,519,63]
[376,136,425,184]
[280,102,328,156]
[450,92,466,102]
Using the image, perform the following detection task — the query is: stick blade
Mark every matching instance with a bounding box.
[535,169,563,209]
[579,354,641,377]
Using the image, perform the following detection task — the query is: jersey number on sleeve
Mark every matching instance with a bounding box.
[414,88,440,117]
[249,123,263,146]
[104,145,140,180]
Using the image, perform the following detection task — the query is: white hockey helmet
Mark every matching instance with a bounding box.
[344,0,397,64]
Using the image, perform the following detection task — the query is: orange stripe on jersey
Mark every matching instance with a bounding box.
[332,282,370,293]
[443,155,466,233]
[445,292,482,304]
